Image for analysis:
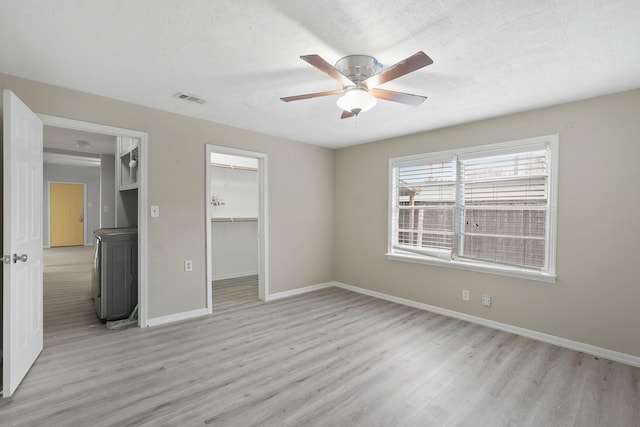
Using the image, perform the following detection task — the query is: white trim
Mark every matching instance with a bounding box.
[266,282,334,301]
[546,134,560,276]
[146,308,209,327]
[205,148,213,314]
[333,281,640,368]
[212,271,259,281]
[38,114,149,328]
[138,134,149,327]
[391,135,557,164]
[206,145,269,312]
[258,156,269,302]
[38,114,147,138]
[386,252,557,283]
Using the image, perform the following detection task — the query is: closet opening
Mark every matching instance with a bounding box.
[205,145,268,311]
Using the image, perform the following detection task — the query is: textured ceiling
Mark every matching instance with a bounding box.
[2,1,640,149]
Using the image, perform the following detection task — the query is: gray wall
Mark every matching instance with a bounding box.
[116,189,137,228]
[335,88,640,358]
[0,73,336,319]
[43,163,101,246]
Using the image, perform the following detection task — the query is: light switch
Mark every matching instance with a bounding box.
[150,205,160,218]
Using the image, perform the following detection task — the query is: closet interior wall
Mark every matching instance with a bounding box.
[210,154,259,281]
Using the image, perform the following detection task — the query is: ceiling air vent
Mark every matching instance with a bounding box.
[174,92,207,104]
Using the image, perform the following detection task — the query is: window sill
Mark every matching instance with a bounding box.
[386,252,557,283]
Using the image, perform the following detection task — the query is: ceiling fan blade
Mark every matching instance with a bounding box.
[301,54,355,87]
[280,89,345,102]
[340,110,356,119]
[363,51,433,88]
[369,88,427,106]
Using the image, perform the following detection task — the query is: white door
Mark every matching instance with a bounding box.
[2,90,44,398]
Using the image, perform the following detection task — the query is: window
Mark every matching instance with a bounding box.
[388,135,558,282]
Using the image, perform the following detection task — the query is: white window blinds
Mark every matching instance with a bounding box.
[388,135,558,281]
[458,149,549,270]
[393,158,456,258]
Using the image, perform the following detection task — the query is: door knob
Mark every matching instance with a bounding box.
[13,253,28,263]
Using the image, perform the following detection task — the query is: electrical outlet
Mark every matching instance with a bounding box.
[462,289,470,301]
[481,294,491,307]
[184,260,193,272]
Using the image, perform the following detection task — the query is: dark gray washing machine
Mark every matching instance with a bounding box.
[92,228,138,321]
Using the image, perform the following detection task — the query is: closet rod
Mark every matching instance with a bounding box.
[211,217,258,223]
[210,163,257,172]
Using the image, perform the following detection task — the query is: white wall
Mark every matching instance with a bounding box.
[210,164,258,218]
[211,222,258,280]
[43,163,100,246]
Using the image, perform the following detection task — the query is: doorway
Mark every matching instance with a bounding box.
[2,92,148,398]
[49,182,85,247]
[39,114,149,327]
[206,145,269,311]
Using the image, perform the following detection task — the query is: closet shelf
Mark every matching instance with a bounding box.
[211,217,258,223]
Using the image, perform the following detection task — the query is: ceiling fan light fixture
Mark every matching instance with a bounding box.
[336,88,377,115]
[282,51,432,119]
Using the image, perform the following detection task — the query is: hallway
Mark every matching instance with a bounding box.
[43,246,107,347]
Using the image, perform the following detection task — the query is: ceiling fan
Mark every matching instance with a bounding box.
[281,51,433,119]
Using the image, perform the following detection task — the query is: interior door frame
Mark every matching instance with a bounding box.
[38,114,150,327]
[47,181,87,248]
[205,144,269,310]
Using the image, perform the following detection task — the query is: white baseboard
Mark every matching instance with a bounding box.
[333,281,640,368]
[143,280,326,327]
[212,271,259,281]
[146,308,209,327]
[266,281,334,301]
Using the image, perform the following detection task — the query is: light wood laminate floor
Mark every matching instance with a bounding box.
[1,246,638,426]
